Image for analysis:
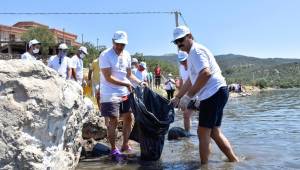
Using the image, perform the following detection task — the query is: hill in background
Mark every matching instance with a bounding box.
[143,53,300,88]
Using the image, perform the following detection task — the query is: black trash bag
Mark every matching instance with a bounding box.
[129,87,175,161]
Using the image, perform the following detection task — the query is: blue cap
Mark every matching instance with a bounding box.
[177,51,188,62]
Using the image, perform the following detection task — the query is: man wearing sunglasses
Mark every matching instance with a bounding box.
[170,25,239,164]
[47,43,71,79]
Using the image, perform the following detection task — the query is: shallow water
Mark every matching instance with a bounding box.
[77,89,300,170]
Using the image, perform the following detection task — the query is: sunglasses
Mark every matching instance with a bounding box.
[180,60,187,64]
[173,36,186,45]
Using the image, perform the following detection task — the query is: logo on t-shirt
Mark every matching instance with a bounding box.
[118,57,127,72]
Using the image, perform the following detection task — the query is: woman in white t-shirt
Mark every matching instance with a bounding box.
[165,73,176,100]
[135,61,148,82]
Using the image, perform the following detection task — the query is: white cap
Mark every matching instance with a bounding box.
[132,58,138,63]
[58,43,68,50]
[112,31,128,44]
[79,46,88,55]
[173,25,191,42]
[177,51,188,62]
[168,73,173,77]
[29,39,40,48]
[140,62,147,69]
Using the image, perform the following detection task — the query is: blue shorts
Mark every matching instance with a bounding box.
[198,86,229,128]
[100,96,131,118]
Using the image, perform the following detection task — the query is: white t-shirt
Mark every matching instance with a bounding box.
[187,42,226,101]
[165,78,175,90]
[47,55,71,79]
[99,47,132,103]
[135,70,148,82]
[132,67,138,76]
[179,64,189,83]
[21,52,36,60]
[70,54,84,84]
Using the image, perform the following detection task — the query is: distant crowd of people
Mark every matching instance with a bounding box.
[20,25,239,165]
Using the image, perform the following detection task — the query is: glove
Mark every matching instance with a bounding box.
[178,95,192,110]
[140,81,148,86]
[169,96,180,107]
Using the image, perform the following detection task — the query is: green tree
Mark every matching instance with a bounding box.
[82,42,106,67]
[21,27,56,57]
[132,52,145,62]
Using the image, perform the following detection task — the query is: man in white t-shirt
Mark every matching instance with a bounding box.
[70,46,89,85]
[135,61,148,82]
[177,51,193,134]
[170,25,239,164]
[47,43,71,79]
[131,57,139,76]
[99,31,146,156]
[21,39,41,60]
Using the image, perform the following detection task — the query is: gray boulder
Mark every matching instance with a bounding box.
[0,59,86,170]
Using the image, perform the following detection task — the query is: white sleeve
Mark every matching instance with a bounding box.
[99,54,110,69]
[191,50,210,74]
[143,71,148,81]
[21,53,26,59]
[69,57,76,68]
[47,56,53,67]
[127,54,131,69]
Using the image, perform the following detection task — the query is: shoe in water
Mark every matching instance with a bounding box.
[121,146,137,158]
[111,148,122,156]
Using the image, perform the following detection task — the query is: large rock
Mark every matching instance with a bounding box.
[0,59,86,169]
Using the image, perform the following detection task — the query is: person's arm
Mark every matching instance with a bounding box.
[179,78,184,88]
[171,78,176,84]
[88,68,93,81]
[88,62,93,83]
[102,67,132,87]
[186,68,211,97]
[71,68,77,81]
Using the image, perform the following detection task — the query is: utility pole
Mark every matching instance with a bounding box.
[96,38,99,50]
[174,11,180,27]
[81,34,84,44]
[63,28,65,43]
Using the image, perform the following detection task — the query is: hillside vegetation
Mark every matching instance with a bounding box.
[142,53,300,88]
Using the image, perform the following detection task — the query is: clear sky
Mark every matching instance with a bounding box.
[1,0,300,58]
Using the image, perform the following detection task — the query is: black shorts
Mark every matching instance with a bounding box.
[100,97,131,118]
[155,76,161,85]
[198,86,229,128]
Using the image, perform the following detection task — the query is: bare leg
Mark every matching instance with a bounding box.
[183,109,193,133]
[211,127,239,162]
[121,112,133,149]
[198,126,212,164]
[106,117,118,150]
[96,91,101,111]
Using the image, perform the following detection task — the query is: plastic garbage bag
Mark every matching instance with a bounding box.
[129,87,175,161]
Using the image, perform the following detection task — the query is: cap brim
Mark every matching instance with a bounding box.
[172,34,186,43]
[29,42,41,48]
[114,39,128,45]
